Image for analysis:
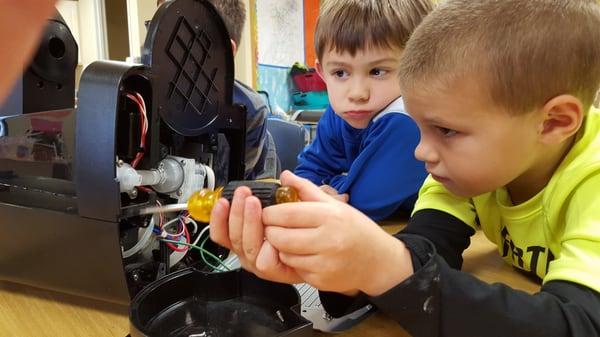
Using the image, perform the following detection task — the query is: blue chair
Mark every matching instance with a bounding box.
[266,118,307,173]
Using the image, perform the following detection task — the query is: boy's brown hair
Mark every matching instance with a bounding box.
[399,0,600,113]
[207,0,246,45]
[314,0,434,61]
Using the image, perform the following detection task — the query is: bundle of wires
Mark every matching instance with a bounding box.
[160,226,230,272]
[126,92,148,168]
[153,205,229,271]
[154,211,191,252]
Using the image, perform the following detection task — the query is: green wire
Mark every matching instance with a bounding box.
[199,235,216,270]
[199,235,234,272]
[198,235,220,271]
[159,238,231,271]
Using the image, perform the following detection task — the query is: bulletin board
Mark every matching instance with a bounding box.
[250,0,321,112]
[256,0,305,67]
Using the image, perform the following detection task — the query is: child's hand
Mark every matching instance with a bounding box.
[319,184,349,203]
[263,171,414,296]
[209,186,302,284]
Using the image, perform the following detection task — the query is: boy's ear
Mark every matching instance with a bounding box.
[538,94,584,144]
[315,60,323,77]
[230,39,237,55]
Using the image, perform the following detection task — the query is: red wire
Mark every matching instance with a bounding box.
[164,217,190,252]
[128,94,144,167]
[126,93,147,168]
[137,186,152,193]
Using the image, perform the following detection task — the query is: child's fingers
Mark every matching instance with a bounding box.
[255,240,304,284]
[319,184,337,195]
[279,253,357,293]
[280,170,335,202]
[228,186,252,253]
[263,201,333,228]
[264,226,322,255]
[333,193,349,203]
[241,196,264,263]
[277,252,324,277]
[209,198,232,249]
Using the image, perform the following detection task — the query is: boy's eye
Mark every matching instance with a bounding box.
[436,126,458,137]
[370,68,388,76]
[331,70,348,78]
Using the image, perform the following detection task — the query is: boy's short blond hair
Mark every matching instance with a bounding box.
[399,0,600,114]
[315,0,434,61]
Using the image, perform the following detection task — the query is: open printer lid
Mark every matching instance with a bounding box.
[142,0,235,137]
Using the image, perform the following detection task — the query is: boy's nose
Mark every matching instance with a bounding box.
[414,138,438,164]
[348,80,369,102]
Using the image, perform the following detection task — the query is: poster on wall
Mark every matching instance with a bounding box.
[256,0,305,67]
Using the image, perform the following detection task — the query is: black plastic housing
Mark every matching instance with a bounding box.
[129,269,313,337]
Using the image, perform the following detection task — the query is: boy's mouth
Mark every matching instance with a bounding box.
[344,110,372,119]
[431,173,450,183]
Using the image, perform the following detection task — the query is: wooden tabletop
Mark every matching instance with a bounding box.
[0,223,538,337]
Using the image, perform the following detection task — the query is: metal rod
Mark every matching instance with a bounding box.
[139,203,188,215]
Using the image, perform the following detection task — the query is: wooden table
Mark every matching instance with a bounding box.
[0,224,538,337]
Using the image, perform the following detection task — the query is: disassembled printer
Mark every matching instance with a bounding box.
[0,0,246,303]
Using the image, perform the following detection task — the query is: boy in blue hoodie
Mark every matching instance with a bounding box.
[294,0,432,220]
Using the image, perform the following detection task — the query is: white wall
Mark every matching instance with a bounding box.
[126,0,159,59]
